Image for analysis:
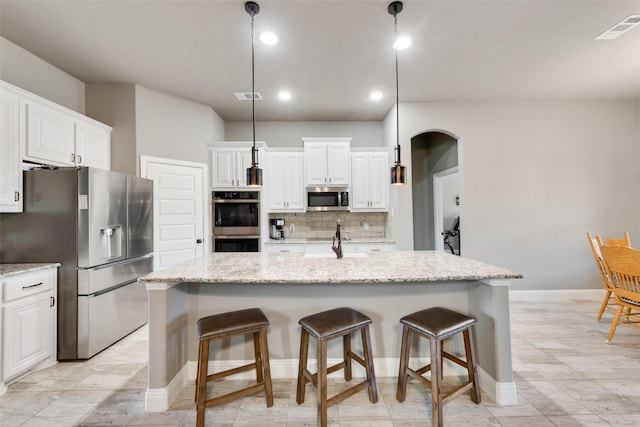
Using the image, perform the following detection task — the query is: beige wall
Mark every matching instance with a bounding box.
[86,84,137,174]
[0,36,85,113]
[225,121,384,148]
[135,85,224,169]
[388,100,640,291]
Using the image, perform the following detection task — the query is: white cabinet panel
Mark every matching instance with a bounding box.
[266,151,304,212]
[210,146,254,188]
[1,267,57,385]
[0,85,22,212]
[350,151,389,212]
[23,99,75,165]
[303,139,350,186]
[75,120,110,169]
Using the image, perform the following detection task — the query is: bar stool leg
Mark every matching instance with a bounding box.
[396,325,411,402]
[317,339,328,427]
[296,328,310,404]
[430,337,443,427]
[464,328,481,404]
[361,324,378,403]
[196,339,210,427]
[343,333,352,381]
[259,326,274,407]
[253,330,264,384]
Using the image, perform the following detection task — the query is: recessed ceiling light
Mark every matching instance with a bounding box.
[595,14,640,40]
[278,91,292,101]
[394,36,412,50]
[370,91,383,101]
[260,31,278,45]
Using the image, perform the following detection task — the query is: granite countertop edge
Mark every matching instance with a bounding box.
[0,263,62,278]
[139,251,523,284]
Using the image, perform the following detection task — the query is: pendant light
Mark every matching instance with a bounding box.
[245,1,262,187]
[389,1,407,185]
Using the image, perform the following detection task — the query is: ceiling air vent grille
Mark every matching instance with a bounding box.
[595,14,640,40]
[234,92,263,100]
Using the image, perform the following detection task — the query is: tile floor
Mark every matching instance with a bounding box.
[1,298,639,426]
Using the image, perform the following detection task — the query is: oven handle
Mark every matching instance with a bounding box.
[213,199,259,204]
[214,235,261,239]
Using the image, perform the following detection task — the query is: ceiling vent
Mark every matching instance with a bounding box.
[234,92,262,100]
[595,14,640,40]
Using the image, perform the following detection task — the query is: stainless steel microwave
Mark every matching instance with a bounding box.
[306,187,350,212]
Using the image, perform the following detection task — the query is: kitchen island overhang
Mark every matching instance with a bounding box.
[140,251,522,412]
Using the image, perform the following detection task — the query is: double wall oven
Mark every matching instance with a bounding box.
[213,191,260,252]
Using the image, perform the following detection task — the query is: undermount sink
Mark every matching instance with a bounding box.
[303,252,369,259]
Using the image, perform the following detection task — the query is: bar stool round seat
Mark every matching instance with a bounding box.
[296,307,378,427]
[396,307,481,427]
[195,308,273,427]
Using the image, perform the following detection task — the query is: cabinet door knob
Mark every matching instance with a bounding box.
[14,191,20,202]
[71,153,75,163]
[196,239,203,244]
[77,154,82,164]
[50,296,56,307]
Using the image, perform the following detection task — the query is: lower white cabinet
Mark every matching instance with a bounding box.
[264,242,395,254]
[1,266,57,390]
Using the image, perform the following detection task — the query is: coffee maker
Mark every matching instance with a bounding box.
[270,218,285,240]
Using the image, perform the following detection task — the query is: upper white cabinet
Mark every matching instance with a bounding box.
[23,98,76,165]
[209,142,266,189]
[22,96,111,170]
[0,81,111,172]
[266,150,304,212]
[74,119,111,169]
[303,137,350,187]
[0,84,22,212]
[351,150,389,212]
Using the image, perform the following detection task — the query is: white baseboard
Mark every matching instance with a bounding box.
[509,288,602,302]
[146,362,189,412]
[147,357,518,411]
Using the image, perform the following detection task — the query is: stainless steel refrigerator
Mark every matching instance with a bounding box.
[0,167,153,360]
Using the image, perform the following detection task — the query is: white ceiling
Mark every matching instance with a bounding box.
[1,0,639,121]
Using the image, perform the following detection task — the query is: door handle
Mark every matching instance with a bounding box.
[196,239,203,244]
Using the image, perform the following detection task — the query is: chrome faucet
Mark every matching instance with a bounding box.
[332,220,343,259]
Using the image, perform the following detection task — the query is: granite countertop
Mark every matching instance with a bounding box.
[139,251,522,285]
[0,263,61,278]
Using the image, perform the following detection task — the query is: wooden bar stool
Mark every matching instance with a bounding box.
[396,307,481,427]
[195,308,273,427]
[296,307,378,427]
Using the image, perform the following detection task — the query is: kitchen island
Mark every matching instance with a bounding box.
[139,251,522,412]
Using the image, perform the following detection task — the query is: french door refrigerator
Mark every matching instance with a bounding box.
[0,167,153,360]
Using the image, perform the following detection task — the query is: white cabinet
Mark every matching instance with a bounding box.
[1,267,57,389]
[303,137,351,186]
[263,243,305,253]
[351,151,389,212]
[266,150,305,212]
[22,98,76,166]
[210,143,264,188]
[21,96,111,170]
[0,85,22,212]
[355,242,396,253]
[74,119,111,169]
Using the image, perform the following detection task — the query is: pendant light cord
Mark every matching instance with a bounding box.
[394,14,401,166]
[250,12,258,166]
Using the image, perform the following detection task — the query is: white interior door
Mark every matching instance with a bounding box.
[141,156,207,270]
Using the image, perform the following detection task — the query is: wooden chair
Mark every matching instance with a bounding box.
[586,232,631,320]
[599,245,640,343]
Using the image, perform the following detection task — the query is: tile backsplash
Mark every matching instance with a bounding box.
[268,212,387,240]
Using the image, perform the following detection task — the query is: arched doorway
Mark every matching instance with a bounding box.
[411,131,460,253]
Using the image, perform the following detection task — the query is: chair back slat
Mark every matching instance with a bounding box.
[600,246,640,296]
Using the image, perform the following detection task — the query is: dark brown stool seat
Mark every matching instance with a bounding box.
[195,308,273,427]
[396,307,481,427]
[296,307,378,427]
